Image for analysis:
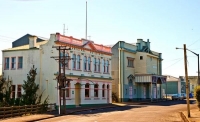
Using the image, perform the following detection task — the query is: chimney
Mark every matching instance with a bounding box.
[29,35,37,48]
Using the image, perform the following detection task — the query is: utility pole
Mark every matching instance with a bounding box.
[197,54,199,85]
[184,44,190,117]
[51,46,72,115]
[85,1,87,39]
[63,24,68,35]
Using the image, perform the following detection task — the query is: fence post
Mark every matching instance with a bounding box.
[11,106,13,117]
[25,105,26,115]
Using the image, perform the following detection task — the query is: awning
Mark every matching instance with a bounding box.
[135,74,166,84]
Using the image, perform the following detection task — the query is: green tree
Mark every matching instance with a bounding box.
[21,65,41,105]
[194,86,200,110]
[0,75,13,106]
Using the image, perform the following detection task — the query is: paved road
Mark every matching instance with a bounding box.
[38,100,196,122]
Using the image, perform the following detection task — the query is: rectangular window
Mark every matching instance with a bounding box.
[17,85,22,98]
[98,59,100,72]
[73,54,76,69]
[127,57,134,67]
[88,57,91,71]
[140,56,143,60]
[94,84,98,97]
[11,85,16,98]
[18,57,23,69]
[5,57,9,70]
[94,58,97,71]
[84,56,87,71]
[77,55,81,70]
[65,53,69,69]
[11,57,16,69]
[66,83,70,97]
[85,84,90,97]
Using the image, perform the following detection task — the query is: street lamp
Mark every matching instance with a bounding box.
[176,47,199,85]
[176,44,191,117]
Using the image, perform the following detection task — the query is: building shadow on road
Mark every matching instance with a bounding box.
[138,99,196,106]
[72,105,147,115]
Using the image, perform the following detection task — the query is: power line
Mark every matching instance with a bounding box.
[164,58,183,70]
[188,38,200,48]
[0,35,15,39]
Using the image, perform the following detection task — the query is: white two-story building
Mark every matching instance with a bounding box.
[2,33,112,108]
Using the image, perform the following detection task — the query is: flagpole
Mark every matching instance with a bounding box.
[85,1,87,39]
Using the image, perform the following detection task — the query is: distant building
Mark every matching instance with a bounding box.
[161,75,180,95]
[2,33,113,108]
[179,76,198,93]
[111,39,166,102]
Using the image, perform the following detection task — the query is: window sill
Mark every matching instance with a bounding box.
[94,98,99,100]
[4,69,9,70]
[102,98,106,99]
[17,68,23,70]
[127,66,134,68]
[73,69,82,71]
[103,72,110,74]
[11,68,16,70]
[84,70,92,72]
[85,98,91,100]
[94,71,101,73]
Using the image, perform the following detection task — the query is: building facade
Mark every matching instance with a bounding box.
[2,33,112,108]
[111,39,166,102]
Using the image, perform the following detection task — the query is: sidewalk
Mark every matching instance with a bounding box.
[0,103,125,122]
[0,100,164,122]
[181,106,200,122]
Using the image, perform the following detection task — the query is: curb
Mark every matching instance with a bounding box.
[26,105,122,122]
[180,112,191,122]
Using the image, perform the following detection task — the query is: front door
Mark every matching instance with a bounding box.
[75,83,81,106]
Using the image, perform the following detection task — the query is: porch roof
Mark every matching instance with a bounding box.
[135,74,167,84]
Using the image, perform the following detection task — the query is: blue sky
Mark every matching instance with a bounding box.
[1,0,200,77]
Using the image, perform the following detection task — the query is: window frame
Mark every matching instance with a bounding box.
[94,84,98,98]
[102,84,105,98]
[77,55,81,70]
[11,85,16,98]
[11,57,16,69]
[17,85,22,98]
[85,83,90,98]
[84,56,87,71]
[4,57,9,70]
[88,57,91,71]
[127,57,134,68]
[18,56,23,69]
[72,54,76,69]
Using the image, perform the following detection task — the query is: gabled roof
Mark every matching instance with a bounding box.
[12,34,47,48]
[55,33,112,55]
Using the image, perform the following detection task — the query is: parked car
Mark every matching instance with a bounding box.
[171,94,184,100]
[189,93,193,98]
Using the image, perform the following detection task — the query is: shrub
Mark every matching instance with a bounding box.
[194,86,200,110]
[112,92,118,103]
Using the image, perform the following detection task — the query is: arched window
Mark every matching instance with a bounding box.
[94,84,98,97]
[77,55,81,70]
[94,58,97,71]
[88,57,91,71]
[98,59,100,72]
[84,56,87,71]
[102,84,105,97]
[85,83,90,97]
[72,54,76,69]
